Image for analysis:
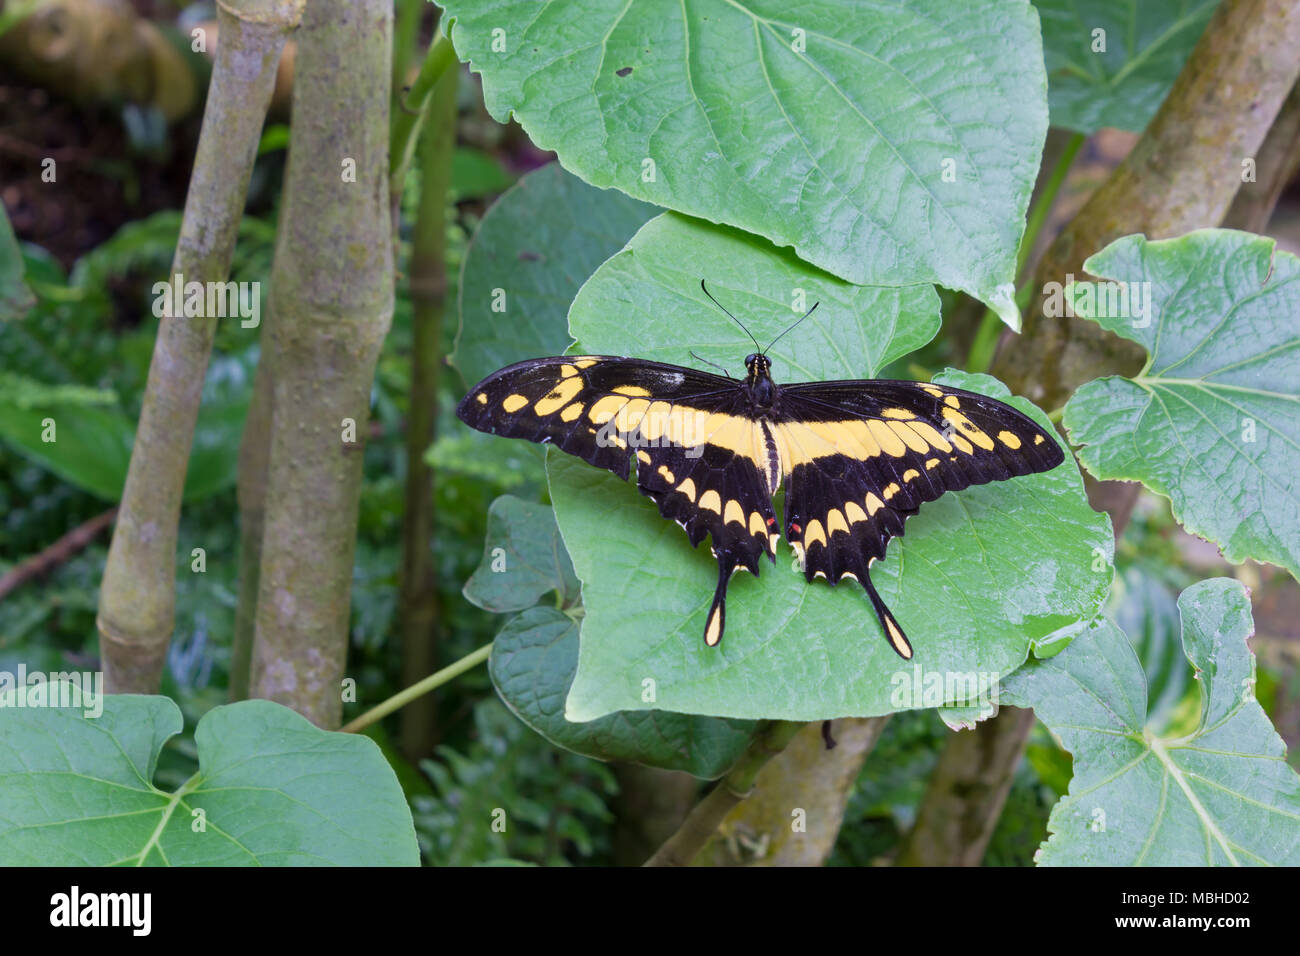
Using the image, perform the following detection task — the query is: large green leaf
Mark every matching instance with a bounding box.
[0,400,133,501]
[451,162,658,391]
[440,0,1048,328]
[466,493,760,777]
[0,691,419,865]
[463,495,580,612]
[1063,230,1300,580]
[490,606,760,778]
[1038,0,1218,133]
[544,215,1111,722]
[1002,578,1300,865]
[0,351,250,503]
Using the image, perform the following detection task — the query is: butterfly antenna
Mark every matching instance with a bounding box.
[763,300,819,356]
[700,279,762,354]
[690,350,733,379]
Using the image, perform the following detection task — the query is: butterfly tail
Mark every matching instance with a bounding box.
[703,555,737,647]
[861,573,913,660]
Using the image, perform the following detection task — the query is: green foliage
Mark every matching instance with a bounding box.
[465,495,762,776]
[1063,230,1300,580]
[440,0,1047,328]
[0,204,34,320]
[451,163,658,391]
[412,699,616,865]
[1038,0,1219,133]
[0,690,419,865]
[1002,578,1300,865]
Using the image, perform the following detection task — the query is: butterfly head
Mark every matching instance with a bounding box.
[744,353,776,407]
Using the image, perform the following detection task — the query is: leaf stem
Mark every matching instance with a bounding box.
[966,132,1087,374]
[389,32,458,197]
[341,642,492,734]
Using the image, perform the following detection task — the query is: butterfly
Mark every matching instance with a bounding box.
[456,283,1064,658]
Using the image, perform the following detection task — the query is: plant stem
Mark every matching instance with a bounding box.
[397,56,459,761]
[341,642,492,734]
[247,0,395,728]
[643,719,804,866]
[390,32,458,201]
[966,131,1086,375]
[97,0,303,694]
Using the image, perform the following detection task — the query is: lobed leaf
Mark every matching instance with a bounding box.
[1002,578,1300,865]
[1063,230,1300,580]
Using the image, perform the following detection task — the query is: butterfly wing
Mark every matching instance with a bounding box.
[773,379,1064,658]
[457,356,777,645]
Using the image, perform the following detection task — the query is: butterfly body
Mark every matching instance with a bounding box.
[457,352,1063,658]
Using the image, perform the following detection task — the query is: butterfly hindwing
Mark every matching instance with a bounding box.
[773,380,1065,657]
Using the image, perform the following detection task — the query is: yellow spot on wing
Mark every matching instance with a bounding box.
[925,457,940,470]
[502,394,529,413]
[909,421,953,453]
[560,364,579,378]
[613,384,652,397]
[1034,434,1045,445]
[657,464,675,484]
[882,483,901,500]
[636,450,652,465]
[560,402,584,422]
[588,395,626,424]
[534,376,583,415]
[944,395,961,409]
[678,477,697,502]
[902,469,920,482]
[865,493,885,515]
[922,385,943,398]
[699,489,722,514]
[998,430,1022,449]
[889,421,931,454]
[826,509,849,536]
[705,604,723,646]
[951,435,975,455]
[804,519,827,547]
[475,392,488,405]
[724,500,745,526]
[844,501,868,524]
[943,408,995,450]
[867,419,907,457]
[885,616,912,659]
[748,512,765,537]
[882,407,916,419]
[572,358,598,369]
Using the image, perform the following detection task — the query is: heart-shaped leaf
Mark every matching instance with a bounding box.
[1063,230,1300,580]
[1001,578,1300,865]
[1038,0,1219,133]
[439,0,1048,328]
[0,691,419,865]
[464,495,580,613]
[548,214,1111,722]
[451,163,658,391]
[468,493,761,776]
[490,606,761,778]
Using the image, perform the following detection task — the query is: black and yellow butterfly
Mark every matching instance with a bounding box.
[457,288,1063,659]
